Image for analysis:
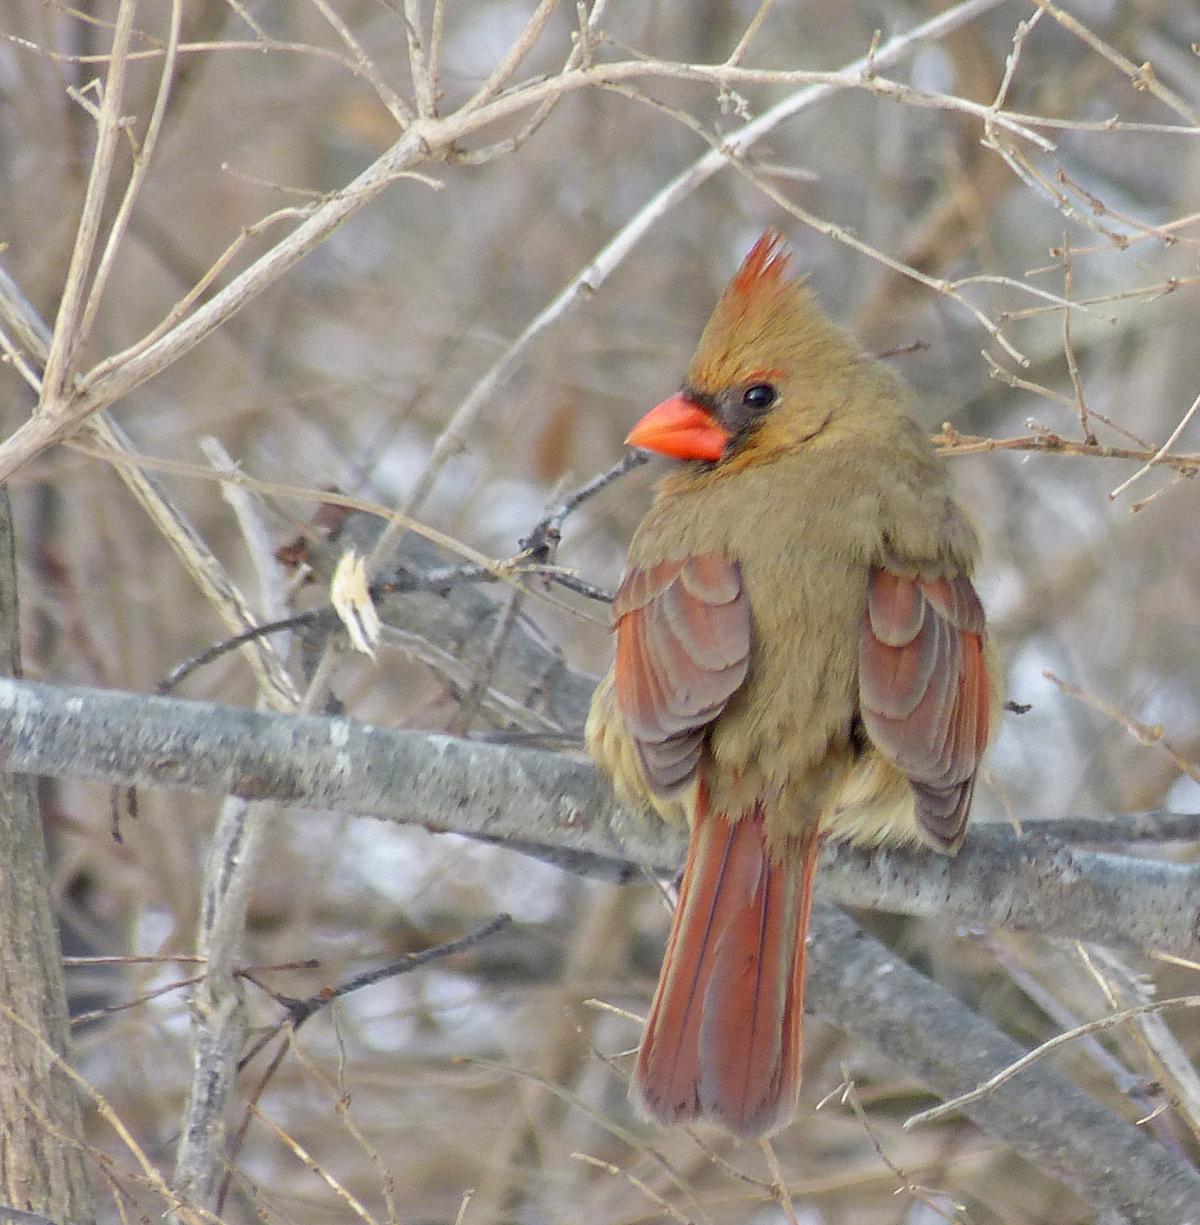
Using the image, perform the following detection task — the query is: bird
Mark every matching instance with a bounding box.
[585,231,995,1138]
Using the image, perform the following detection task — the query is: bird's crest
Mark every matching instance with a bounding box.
[728,230,792,302]
[688,231,857,396]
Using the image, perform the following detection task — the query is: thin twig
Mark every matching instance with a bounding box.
[569,1154,693,1225]
[199,437,292,629]
[837,1074,971,1223]
[69,974,204,1028]
[310,0,412,126]
[1108,388,1200,502]
[250,1103,380,1225]
[1060,234,1096,443]
[67,435,515,573]
[1079,945,1200,1145]
[1028,0,1200,127]
[216,1036,291,1216]
[453,587,525,734]
[981,132,1133,247]
[906,994,1200,1130]
[1045,670,1200,785]
[39,0,137,405]
[402,0,435,118]
[428,0,445,109]
[1130,470,1193,514]
[1055,164,1180,247]
[86,202,320,377]
[990,8,1042,115]
[394,0,1010,518]
[452,0,611,166]
[934,424,1200,473]
[725,0,777,68]
[461,0,560,113]
[519,450,649,564]
[285,1040,402,1225]
[78,0,183,343]
[1000,274,1198,322]
[268,914,512,1028]
[986,938,1160,1109]
[759,1139,801,1225]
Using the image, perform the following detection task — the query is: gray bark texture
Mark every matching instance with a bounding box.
[807,902,1200,1225]
[0,675,1195,957]
[0,491,93,1223]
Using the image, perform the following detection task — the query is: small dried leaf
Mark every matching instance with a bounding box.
[330,550,381,659]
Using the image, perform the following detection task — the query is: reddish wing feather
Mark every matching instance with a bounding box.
[859,567,990,848]
[613,556,751,795]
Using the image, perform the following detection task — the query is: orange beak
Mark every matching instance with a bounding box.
[625,394,731,462]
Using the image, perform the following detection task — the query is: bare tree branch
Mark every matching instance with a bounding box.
[0,0,1011,488]
[0,263,302,710]
[38,0,137,405]
[0,500,93,1222]
[806,902,1200,1225]
[1,672,1198,1218]
[394,0,1010,521]
[0,675,1195,960]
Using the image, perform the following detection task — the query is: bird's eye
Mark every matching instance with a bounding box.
[742,383,777,410]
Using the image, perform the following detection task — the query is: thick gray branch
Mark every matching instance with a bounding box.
[0,506,93,1222]
[807,902,1200,1225]
[819,830,1200,956]
[0,676,1196,958]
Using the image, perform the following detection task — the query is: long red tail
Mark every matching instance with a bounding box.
[634,787,821,1137]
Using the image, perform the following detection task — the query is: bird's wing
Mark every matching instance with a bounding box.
[858,568,990,849]
[613,555,751,794]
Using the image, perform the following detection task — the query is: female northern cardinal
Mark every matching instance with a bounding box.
[586,232,994,1137]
